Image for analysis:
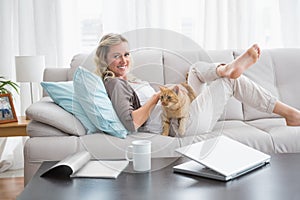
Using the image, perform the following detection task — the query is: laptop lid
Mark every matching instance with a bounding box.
[175,136,270,179]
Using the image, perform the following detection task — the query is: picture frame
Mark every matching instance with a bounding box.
[0,93,18,124]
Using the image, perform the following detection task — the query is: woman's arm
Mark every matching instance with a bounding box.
[105,78,160,132]
[131,92,160,129]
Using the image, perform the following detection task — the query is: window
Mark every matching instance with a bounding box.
[78,0,103,52]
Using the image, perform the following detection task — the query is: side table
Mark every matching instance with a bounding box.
[0,116,30,137]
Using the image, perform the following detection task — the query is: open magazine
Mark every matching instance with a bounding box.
[40,151,129,179]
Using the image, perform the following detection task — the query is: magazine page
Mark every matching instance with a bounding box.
[41,151,91,177]
[71,160,129,179]
[40,151,129,179]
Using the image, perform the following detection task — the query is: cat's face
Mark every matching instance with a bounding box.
[159,86,179,107]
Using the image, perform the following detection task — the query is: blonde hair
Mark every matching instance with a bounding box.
[94,33,130,80]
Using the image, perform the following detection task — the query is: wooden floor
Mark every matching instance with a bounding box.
[0,177,24,200]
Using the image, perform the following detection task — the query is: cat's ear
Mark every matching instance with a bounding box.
[173,86,179,95]
[159,86,167,92]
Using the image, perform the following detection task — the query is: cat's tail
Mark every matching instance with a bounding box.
[180,82,196,101]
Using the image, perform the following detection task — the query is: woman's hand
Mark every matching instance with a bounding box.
[152,91,161,104]
[131,92,161,130]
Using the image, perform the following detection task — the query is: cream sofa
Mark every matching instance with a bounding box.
[24,48,300,185]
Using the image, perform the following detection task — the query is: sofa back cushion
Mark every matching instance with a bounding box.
[163,50,212,84]
[130,49,164,84]
[269,49,300,110]
[68,53,91,81]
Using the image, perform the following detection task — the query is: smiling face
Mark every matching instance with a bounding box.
[106,42,131,80]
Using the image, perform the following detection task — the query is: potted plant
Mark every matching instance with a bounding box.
[0,76,19,123]
[0,76,19,94]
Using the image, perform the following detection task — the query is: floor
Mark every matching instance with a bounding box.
[0,126,27,199]
[0,169,24,200]
[0,169,24,178]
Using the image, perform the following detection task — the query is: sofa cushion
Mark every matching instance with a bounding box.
[43,68,69,82]
[26,97,86,136]
[80,50,97,72]
[26,120,69,137]
[245,118,286,132]
[246,118,300,153]
[24,136,79,162]
[207,50,235,63]
[68,53,95,81]
[73,67,129,138]
[269,48,300,110]
[130,49,164,84]
[163,50,195,84]
[269,126,300,153]
[41,81,98,134]
[212,120,274,154]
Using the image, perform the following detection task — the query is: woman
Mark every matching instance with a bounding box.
[94,33,300,136]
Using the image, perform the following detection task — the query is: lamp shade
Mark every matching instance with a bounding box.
[15,56,45,82]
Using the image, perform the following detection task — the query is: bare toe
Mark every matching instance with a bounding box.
[218,44,260,79]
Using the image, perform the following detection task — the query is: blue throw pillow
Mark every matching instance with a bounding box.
[41,81,98,134]
[73,67,129,138]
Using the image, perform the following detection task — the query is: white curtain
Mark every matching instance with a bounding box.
[0,0,80,173]
[279,0,300,47]
[0,0,81,114]
[103,0,300,49]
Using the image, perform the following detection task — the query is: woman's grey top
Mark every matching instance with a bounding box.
[104,78,142,132]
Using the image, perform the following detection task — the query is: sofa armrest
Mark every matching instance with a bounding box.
[26,120,70,137]
[43,68,69,82]
[26,97,86,136]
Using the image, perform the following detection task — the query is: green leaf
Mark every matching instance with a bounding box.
[0,76,19,94]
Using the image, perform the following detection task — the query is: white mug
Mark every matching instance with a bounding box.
[125,140,151,172]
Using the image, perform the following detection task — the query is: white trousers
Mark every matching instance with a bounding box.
[184,61,277,136]
[145,62,277,136]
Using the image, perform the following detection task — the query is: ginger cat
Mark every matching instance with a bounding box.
[159,82,196,136]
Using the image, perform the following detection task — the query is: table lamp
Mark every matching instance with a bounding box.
[15,56,45,104]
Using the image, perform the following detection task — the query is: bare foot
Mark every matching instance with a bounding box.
[273,101,300,126]
[286,110,300,126]
[217,44,260,79]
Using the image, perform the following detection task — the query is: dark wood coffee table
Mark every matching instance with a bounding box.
[17,154,300,200]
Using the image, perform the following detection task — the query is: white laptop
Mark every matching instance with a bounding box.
[173,135,270,181]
